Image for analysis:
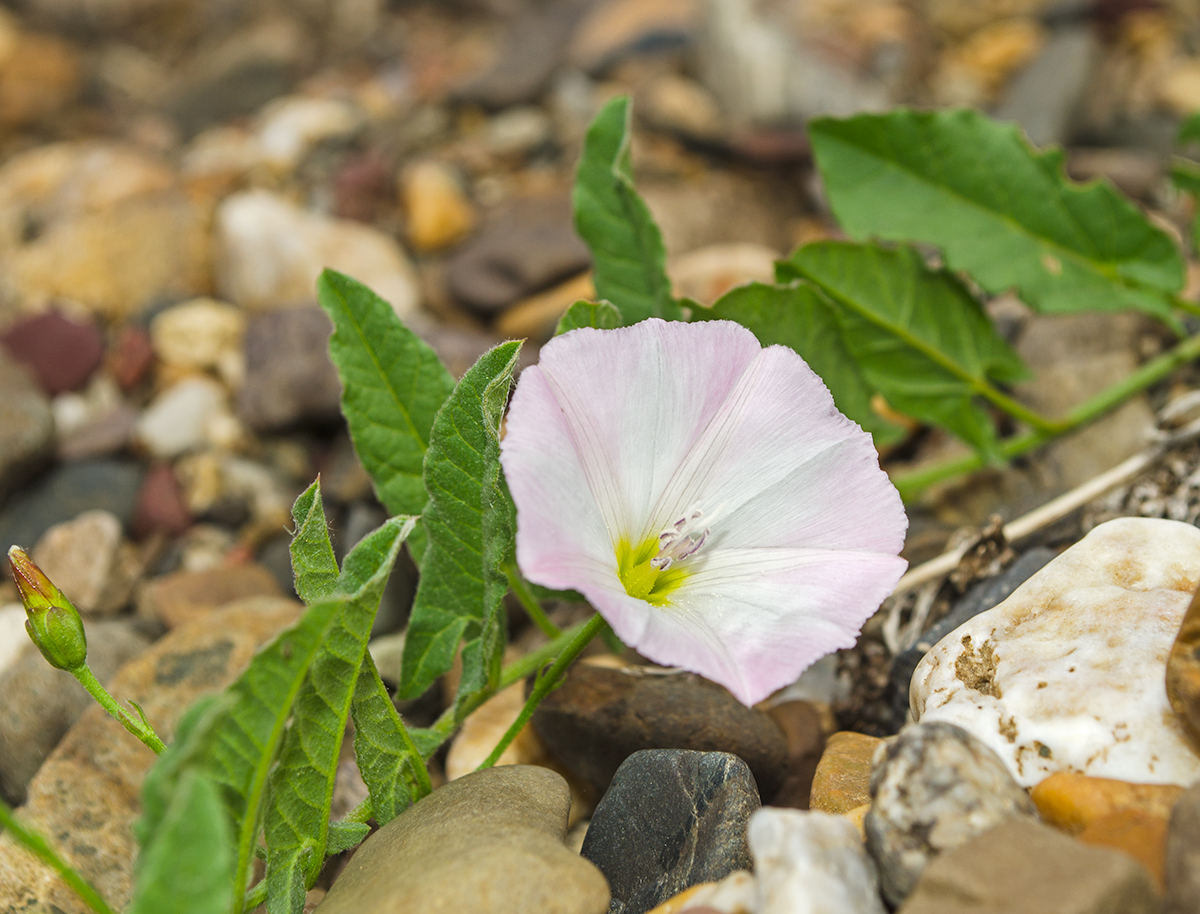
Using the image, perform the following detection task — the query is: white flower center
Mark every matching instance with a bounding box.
[650,509,709,570]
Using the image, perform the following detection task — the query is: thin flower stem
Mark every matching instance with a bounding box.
[70,664,167,754]
[893,328,1200,501]
[973,383,1065,433]
[477,613,609,771]
[0,798,117,914]
[505,563,561,638]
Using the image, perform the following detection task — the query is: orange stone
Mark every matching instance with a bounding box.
[809,731,882,814]
[1167,585,1200,752]
[1030,771,1183,834]
[1077,808,1169,892]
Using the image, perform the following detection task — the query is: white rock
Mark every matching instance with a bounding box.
[31,510,130,615]
[256,96,363,170]
[136,375,227,458]
[673,870,758,913]
[149,297,246,382]
[214,189,418,316]
[0,604,31,675]
[749,808,886,914]
[912,517,1200,787]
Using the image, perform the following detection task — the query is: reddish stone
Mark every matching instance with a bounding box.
[109,324,155,392]
[334,150,395,224]
[1,310,104,394]
[131,462,191,538]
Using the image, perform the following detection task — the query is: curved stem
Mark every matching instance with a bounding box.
[71,664,167,754]
[477,613,609,770]
[506,564,561,638]
[974,383,1064,433]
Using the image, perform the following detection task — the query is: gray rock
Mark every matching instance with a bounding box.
[314,765,609,914]
[902,818,1159,914]
[865,721,1038,908]
[1166,781,1200,914]
[236,306,342,432]
[581,749,760,914]
[0,619,151,805]
[0,352,53,502]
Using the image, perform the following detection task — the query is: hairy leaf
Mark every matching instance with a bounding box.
[783,242,1027,454]
[810,108,1183,320]
[556,299,623,335]
[702,280,904,444]
[263,516,413,912]
[290,481,338,602]
[318,269,455,556]
[325,821,371,855]
[400,341,523,700]
[573,96,682,324]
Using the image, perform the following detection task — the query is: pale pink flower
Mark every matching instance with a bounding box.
[500,318,907,705]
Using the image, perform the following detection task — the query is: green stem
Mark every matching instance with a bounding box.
[893,328,1200,501]
[71,664,167,754]
[0,798,117,914]
[1172,294,1200,319]
[506,564,561,638]
[477,613,609,770]
[974,382,1064,433]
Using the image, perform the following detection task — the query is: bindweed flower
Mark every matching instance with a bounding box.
[500,318,908,705]
[8,545,87,671]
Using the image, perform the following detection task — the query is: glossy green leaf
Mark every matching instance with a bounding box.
[784,242,1028,454]
[318,269,456,557]
[701,280,904,444]
[573,96,682,324]
[263,516,413,913]
[400,341,523,701]
[289,481,338,602]
[555,299,623,335]
[810,108,1183,320]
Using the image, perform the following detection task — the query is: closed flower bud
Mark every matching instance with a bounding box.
[8,546,87,671]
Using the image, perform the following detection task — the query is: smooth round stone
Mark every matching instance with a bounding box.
[135,376,228,458]
[1030,772,1184,834]
[865,721,1037,908]
[912,517,1200,788]
[314,766,609,914]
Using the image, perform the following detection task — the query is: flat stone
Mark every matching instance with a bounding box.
[1030,772,1184,834]
[31,510,135,615]
[900,818,1160,914]
[532,662,788,798]
[0,351,53,501]
[911,517,1200,788]
[1166,781,1200,914]
[0,596,301,912]
[809,731,882,815]
[581,749,759,914]
[0,310,104,395]
[314,766,609,914]
[865,721,1038,907]
[0,619,150,805]
[137,562,281,629]
[750,807,885,914]
[1167,582,1200,752]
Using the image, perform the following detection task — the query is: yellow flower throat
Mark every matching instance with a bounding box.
[616,537,690,605]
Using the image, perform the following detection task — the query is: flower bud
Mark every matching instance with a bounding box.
[8,546,87,671]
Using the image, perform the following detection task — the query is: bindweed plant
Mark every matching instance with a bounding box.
[8,96,1200,913]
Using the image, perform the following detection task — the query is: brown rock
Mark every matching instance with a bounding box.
[1077,808,1169,892]
[902,818,1160,914]
[809,731,882,815]
[531,662,789,797]
[0,596,301,913]
[1167,585,1200,752]
[401,160,475,253]
[137,563,283,629]
[0,16,81,128]
[131,462,193,539]
[1166,781,1200,914]
[1031,771,1185,835]
[764,700,825,808]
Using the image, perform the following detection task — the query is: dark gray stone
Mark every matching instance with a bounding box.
[994,23,1100,147]
[580,749,759,914]
[1166,781,1200,914]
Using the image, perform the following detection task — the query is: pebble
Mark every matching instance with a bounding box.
[901,818,1160,914]
[993,23,1099,147]
[1030,771,1184,834]
[669,243,779,306]
[254,95,363,171]
[135,375,229,458]
[1167,582,1200,752]
[400,160,476,252]
[581,749,759,914]
[809,730,882,815]
[1077,808,1169,891]
[570,0,699,73]
[136,562,281,629]
[864,721,1038,908]
[236,306,342,431]
[314,765,610,914]
[445,680,550,779]
[0,596,301,912]
[531,662,788,798]
[763,700,825,809]
[58,403,138,462]
[0,619,151,806]
[0,310,104,395]
[31,510,136,615]
[911,517,1200,788]
[0,15,81,128]
[0,351,53,499]
[0,604,30,679]
[483,105,554,158]
[109,324,155,392]
[213,189,418,316]
[148,297,246,381]
[1166,781,1200,914]
[130,462,193,538]
[750,807,885,914]
[644,871,756,914]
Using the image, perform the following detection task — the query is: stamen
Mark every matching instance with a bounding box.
[651,509,709,570]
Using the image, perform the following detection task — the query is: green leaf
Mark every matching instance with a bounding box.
[350,654,429,824]
[325,820,371,855]
[290,480,338,603]
[400,341,523,701]
[784,242,1028,455]
[701,280,904,445]
[555,299,623,335]
[573,96,683,324]
[1180,112,1200,145]
[263,516,413,912]
[810,108,1184,320]
[318,269,456,557]
[128,771,235,914]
